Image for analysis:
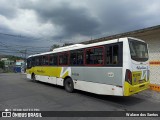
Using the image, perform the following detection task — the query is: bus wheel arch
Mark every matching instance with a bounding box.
[63,76,74,93]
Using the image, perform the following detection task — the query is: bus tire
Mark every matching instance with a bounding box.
[31,73,36,82]
[64,78,74,93]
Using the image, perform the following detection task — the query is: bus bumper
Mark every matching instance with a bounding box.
[124,81,150,96]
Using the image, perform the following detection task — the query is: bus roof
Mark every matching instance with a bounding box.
[53,44,85,52]
[28,37,145,58]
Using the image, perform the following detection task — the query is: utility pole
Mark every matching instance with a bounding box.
[24,49,27,73]
[24,49,27,60]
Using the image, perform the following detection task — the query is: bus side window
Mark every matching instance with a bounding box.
[45,55,49,65]
[27,58,32,69]
[85,47,104,65]
[31,57,35,67]
[39,56,42,66]
[94,47,103,65]
[106,46,112,64]
[113,45,119,64]
[59,52,68,65]
[106,45,119,65]
[41,55,49,65]
[49,54,57,66]
[70,49,84,65]
[86,49,92,64]
[53,55,58,65]
[77,50,83,65]
[42,56,46,65]
[49,55,54,65]
[35,57,39,66]
[70,51,77,65]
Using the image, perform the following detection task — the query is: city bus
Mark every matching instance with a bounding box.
[26,37,150,96]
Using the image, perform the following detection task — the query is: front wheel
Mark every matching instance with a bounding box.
[32,73,36,82]
[64,78,74,93]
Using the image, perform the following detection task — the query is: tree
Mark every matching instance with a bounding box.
[62,43,73,47]
[50,43,73,51]
[0,61,4,69]
[8,56,23,62]
[50,44,60,51]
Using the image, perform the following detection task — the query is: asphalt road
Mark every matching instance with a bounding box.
[0,73,160,119]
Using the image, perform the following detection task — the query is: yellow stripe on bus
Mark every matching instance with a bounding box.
[26,66,69,78]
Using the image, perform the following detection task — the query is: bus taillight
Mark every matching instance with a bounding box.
[125,69,132,84]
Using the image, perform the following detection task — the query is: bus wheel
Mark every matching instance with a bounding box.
[32,73,36,82]
[64,78,74,93]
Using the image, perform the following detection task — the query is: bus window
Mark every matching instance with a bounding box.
[42,56,45,65]
[113,45,119,64]
[70,49,84,65]
[35,57,40,66]
[31,57,35,67]
[42,56,49,65]
[106,45,119,65]
[49,54,58,65]
[49,55,54,65]
[85,47,104,65]
[129,39,148,62]
[45,55,49,65]
[39,56,42,66]
[70,51,77,65]
[53,55,58,65]
[59,52,68,65]
[106,46,112,64]
[77,50,83,65]
[27,58,32,69]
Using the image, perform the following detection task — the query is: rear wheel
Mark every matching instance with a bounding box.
[64,78,74,92]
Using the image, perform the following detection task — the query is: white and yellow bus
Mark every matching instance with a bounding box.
[26,37,150,96]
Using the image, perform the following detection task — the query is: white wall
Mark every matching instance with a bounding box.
[139,33,160,84]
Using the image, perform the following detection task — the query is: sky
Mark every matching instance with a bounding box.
[0,0,160,56]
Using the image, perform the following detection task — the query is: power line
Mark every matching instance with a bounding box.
[0,32,28,38]
[0,48,44,54]
[2,43,51,49]
[0,33,56,57]
[0,47,49,53]
[0,42,22,52]
[0,41,49,53]
[0,50,37,56]
[0,51,20,53]
[0,41,50,49]
[0,31,57,44]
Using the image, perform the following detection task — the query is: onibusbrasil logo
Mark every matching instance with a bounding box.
[2,109,11,117]
[1,109,42,118]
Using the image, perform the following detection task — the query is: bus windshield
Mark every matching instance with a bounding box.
[129,39,149,62]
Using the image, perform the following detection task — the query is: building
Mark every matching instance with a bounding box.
[0,58,15,72]
[1,58,14,67]
[14,60,25,73]
[81,25,160,89]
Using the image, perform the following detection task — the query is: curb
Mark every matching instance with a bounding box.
[149,84,160,92]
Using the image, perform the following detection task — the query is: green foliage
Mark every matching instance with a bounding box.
[8,56,23,62]
[0,61,4,69]
[62,43,73,47]
[50,43,73,51]
[50,44,60,51]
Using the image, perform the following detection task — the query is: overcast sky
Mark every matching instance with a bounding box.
[0,0,160,56]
